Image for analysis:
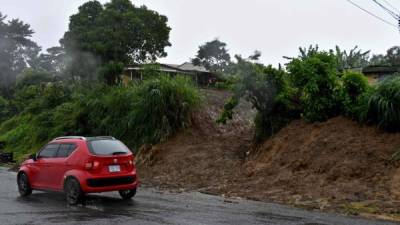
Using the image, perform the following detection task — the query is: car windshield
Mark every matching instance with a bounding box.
[87,139,130,156]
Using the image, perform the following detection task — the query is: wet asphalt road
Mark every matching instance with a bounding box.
[0,168,398,225]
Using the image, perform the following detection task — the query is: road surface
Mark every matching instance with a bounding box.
[0,167,397,225]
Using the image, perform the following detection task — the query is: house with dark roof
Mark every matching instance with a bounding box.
[122,62,219,86]
[362,65,400,83]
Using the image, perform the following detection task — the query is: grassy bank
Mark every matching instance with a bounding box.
[0,76,200,162]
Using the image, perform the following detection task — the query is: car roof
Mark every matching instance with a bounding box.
[52,136,117,142]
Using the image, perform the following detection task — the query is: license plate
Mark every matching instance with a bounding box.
[108,165,120,173]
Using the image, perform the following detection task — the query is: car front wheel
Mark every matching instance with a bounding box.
[64,178,83,205]
[119,188,136,200]
[17,172,32,197]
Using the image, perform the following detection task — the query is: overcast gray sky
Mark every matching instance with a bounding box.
[1,0,400,65]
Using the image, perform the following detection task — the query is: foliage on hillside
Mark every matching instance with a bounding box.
[366,76,400,131]
[286,48,342,122]
[340,71,371,120]
[220,45,400,141]
[0,76,200,160]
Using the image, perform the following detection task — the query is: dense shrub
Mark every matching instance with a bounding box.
[286,50,342,122]
[0,76,200,159]
[341,71,370,120]
[16,69,55,88]
[11,83,71,114]
[78,75,200,147]
[366,76,400,131]
[212,74,237,90]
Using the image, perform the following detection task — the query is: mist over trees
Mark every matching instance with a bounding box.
[0,0,172,93]
[0,1,190,159]
[0,12,41,97]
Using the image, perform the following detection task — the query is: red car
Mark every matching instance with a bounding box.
[17,136,138,205]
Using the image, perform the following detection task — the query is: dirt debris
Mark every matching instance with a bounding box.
[137,89,400,220]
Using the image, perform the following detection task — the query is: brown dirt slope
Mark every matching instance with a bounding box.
[137,89,255,191]
[242,117,400,215]
[137,89,400,219]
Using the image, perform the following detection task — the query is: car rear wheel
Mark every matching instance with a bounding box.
[119,188,136,200]
[64,178,83,205]
[17,172,32,197]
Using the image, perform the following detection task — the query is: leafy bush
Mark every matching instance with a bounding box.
[341,71,370,119]
[366,76,400,131]
[212,73,237,90]
[286,49,342,122]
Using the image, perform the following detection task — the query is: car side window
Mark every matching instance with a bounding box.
[67,144,77,156]
[56,143,77,158]
[38,144,59,158]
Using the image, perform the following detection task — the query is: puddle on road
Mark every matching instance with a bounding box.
[13,192,172,224]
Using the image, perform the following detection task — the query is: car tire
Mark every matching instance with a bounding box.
[17,172,32,197]
[64,177,83,205]
[119,188,136,200]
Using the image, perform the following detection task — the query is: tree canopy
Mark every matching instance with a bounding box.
[192,39,231,72]
[61,0,171,64]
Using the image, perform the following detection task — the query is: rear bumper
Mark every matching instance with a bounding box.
[80,171,139,193]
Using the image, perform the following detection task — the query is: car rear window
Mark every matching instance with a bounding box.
[87,140,130,156]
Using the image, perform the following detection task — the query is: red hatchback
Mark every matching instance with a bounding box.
[17,136,138,205]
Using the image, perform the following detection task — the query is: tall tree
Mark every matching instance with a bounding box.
[335,45,370,71]
[192,39,231,72]
[385,46,400,66]
[61,0,171,83]
[0,12,40,96]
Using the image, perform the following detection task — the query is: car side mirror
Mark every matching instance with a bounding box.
[29,154,37,161]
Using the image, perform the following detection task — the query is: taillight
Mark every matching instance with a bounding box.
[85,161,100,170]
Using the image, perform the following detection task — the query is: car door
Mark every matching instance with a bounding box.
[34,143,60,189]
[48,143,77,190]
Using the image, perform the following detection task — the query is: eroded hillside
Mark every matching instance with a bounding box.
[137,89,400,220]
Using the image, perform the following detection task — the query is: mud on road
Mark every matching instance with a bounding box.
[0,167,397,225]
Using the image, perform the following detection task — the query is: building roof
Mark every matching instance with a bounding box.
[178,62,209,73]
[362,65,400,74]
[124,62,210,74]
